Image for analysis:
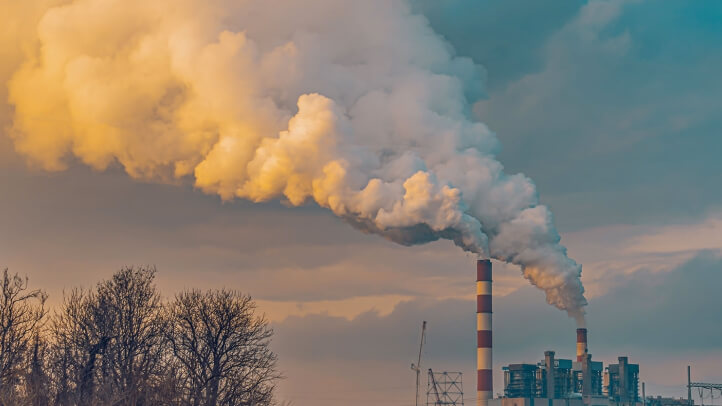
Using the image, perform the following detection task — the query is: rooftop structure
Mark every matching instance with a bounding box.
[606,357,640,405]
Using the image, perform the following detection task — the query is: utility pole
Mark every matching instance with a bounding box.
[412,321,427,406]
[689,366,693,406]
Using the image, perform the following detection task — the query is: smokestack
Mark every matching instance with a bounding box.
[477,260,493,406]
[545,351,556,399]
[582,353,592,398]
[619,356,629,403]
[576,328,588,362]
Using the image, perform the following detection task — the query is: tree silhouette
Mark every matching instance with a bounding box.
[0,267,281,405]
[166,290,279,406]
[0,268,47,404]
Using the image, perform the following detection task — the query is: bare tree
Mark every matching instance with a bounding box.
[49,266,166,406]
[148,358,185,406]
[166,290,279,406]
[0,268,47,404]
[49,287,112,406]
[24,334,51,406]
[1,267,281,406]
[96,266,166,405]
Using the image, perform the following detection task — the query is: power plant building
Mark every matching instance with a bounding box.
[501,351,605,400]
[495,351,638,405]
[474,260,642,406]
[606,357,640,405]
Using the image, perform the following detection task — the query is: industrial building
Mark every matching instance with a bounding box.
[495,349,640,406]
[647,397,690,406]
[473,260,643,406]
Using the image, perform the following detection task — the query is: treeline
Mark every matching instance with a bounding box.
[0,267,279,406]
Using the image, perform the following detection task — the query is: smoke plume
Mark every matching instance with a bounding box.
[1,0,587,321]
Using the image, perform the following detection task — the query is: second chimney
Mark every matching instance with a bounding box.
[576,328,588,362]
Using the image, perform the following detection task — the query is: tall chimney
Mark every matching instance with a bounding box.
[619,356,629,403]
[576,328,588,362]
[477,260,493,406]
[545,351,556,399]
[582,353,592,398]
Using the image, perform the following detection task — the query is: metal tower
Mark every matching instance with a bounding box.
[687,366,722,406]
[427,369,464,406]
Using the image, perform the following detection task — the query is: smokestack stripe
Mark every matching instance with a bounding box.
[477,260,492,406]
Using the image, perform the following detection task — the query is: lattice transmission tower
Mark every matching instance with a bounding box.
[688,365,722,406]
[427,369,464,406]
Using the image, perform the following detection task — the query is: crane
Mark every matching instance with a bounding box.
[411,321,427,406]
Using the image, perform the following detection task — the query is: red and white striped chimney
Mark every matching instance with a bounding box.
[477,260,493,406]
[576,328,588,362]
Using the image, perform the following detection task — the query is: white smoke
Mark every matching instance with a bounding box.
[1,0,587,321]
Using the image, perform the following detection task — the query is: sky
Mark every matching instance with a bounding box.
[2,1,722,405]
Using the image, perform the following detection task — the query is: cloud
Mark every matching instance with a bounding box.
[588,251,722,350]
[257,295,414,322]
[559,212,722,298]
[627,213,722,254]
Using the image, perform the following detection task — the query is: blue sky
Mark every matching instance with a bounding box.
[1,1,721,405]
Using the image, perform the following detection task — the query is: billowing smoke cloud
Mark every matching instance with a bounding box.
[1,0,586,321]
